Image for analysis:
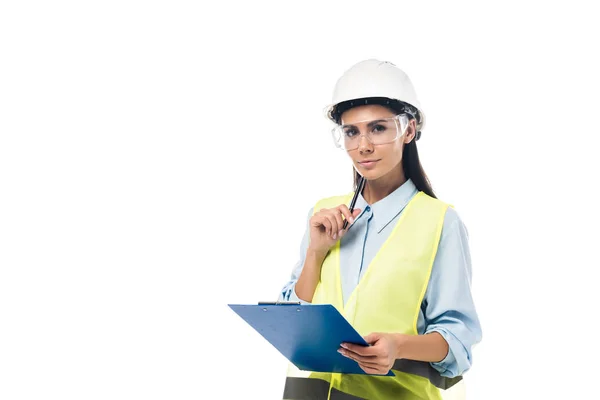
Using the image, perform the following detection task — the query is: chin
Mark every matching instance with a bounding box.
[357,168,382,180]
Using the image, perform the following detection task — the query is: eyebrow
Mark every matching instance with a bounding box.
[342,119,389,129]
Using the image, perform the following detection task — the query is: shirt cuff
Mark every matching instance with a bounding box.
[289,285,311,305]
[426,327,459,377]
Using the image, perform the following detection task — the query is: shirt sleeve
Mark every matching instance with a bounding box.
[423,207,483,378]
[278,207,313,304]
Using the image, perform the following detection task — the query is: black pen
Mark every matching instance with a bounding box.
[343,175,366,229]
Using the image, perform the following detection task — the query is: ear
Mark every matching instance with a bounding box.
[403,119,418,144]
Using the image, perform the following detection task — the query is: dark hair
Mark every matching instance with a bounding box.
[331,97,436,199]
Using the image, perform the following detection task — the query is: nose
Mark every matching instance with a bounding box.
[358,135,374,154]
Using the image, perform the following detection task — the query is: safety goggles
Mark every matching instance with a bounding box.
[331,114,409,151]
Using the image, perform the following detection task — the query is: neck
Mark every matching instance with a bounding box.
[363,167,407,204]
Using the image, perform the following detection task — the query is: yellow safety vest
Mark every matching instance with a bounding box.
[283,191,463,400]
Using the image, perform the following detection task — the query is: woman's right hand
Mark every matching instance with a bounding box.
[307,204,362,256]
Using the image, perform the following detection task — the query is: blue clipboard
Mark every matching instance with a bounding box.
[228,302,394,376]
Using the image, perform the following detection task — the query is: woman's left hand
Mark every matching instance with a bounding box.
[339,333,401,375]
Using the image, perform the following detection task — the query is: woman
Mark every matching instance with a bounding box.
[278,59,482,400]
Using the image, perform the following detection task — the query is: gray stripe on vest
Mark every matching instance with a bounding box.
[283,377,329,399]
[283,378,365,400]
[330,387,366,399]
[393,359,463,389]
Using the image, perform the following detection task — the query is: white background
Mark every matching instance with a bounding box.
[1,1,598,399]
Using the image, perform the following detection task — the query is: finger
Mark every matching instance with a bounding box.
[310,213,326,229]
[325,214,340,239]
[363,333,381,345]
[317,215,333,236]
[336,204,356,227]
[330,210,344,237]
[358,364,376,374]
[341,343,377,357]
[355,359,384,368]
[358,363,386,375]
[338,348,378,364]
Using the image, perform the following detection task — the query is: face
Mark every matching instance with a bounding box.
[340,104,417,182]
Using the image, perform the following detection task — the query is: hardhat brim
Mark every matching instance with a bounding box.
[325,96,426,132]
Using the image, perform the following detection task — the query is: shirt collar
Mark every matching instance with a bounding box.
[354,178,418,234]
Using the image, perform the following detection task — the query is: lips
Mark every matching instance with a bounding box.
[358,159,380,168]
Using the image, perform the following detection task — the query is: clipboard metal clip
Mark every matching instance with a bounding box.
[257,301,301,305]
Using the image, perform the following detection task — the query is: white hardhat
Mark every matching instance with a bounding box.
[326,59,426,134]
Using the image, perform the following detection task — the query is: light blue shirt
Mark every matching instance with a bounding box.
[278,179,482,378]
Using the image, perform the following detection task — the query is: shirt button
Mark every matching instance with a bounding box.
[365,206,371,212]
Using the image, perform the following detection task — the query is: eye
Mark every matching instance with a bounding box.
[372,124,387,133]
[343,128,358,137]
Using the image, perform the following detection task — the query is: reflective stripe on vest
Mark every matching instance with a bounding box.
[283,377,364,399]
[283,360,462,399]
[392,359,463,390]
[283,191,458,400]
